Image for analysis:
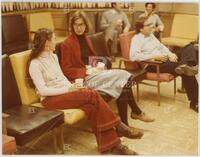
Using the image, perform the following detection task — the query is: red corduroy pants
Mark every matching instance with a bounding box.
[42,88,121,152]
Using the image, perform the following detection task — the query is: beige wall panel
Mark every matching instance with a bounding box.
[172,3,198,14]
[160,13,174,37]
[134,3,145,11]
[157,3,173,12]
[52,13,67,36]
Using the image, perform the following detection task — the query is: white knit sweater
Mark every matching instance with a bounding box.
[29,52,72,100]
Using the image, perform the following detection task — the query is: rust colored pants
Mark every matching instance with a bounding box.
[42,88,121,152]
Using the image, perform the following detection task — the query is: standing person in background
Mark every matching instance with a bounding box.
[139,2,164,39]
[100,2,131,56]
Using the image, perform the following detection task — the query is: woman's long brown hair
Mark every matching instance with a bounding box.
[26,28,53,88]
[69,11,91,34]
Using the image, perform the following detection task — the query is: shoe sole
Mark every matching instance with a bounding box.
[184,66,198,76]
[175,66,198,76]
[175,67,184,75]
[131,115,155,122]
[117,131,144,139]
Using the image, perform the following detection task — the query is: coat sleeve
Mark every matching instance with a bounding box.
[60,43,86,81]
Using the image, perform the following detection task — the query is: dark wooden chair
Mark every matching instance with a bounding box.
[2,15,29,55]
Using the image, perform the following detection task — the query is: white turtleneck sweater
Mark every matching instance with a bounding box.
[29,53,72,100]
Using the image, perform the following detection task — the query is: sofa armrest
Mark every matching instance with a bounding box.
[141,60,163,65]
[141,60,163,77]
[119,58,163,78]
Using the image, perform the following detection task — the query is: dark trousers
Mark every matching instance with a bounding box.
[116,76,142,125]
[177,43,198,65]
[146,61,198,106]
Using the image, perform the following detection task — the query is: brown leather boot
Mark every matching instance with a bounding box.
[111,143,139,155]
[116,122,143,139]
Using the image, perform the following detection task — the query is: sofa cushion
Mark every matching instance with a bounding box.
[62,109,85,125]
[161,37,196,47]
[31,102,85,125]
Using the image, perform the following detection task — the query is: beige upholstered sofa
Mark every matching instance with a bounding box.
[9,50,85,125]
[161,14,198,47]
[26,12,66,43]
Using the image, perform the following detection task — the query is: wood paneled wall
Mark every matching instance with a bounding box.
[51,12,67,36]
[2,3,198,38]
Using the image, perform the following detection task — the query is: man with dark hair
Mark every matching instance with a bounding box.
[139,2,164,39]
[129,18,198,112]
[145,2,156,9]
[100,2,130,56]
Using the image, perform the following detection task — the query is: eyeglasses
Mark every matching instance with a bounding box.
[73,23,86,28]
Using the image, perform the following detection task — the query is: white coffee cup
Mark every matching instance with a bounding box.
[86,65,92,69]
[86,65,92,75]
[97,62,105,71]
[75,78,84,88]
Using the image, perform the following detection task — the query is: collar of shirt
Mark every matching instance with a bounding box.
[111,9,121,14]
[139,33,154,39]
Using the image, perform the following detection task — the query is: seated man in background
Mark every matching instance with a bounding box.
[139,2,164,39]
[61,11,154,132]
[100,2,131,56]
[129,17,198,112]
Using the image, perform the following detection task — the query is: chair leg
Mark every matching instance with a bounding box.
[157,81,160,106]
[136,83,139,102]
[119,59,122,69]
[57,125,64,154]
[174,78,176,96]
[52,128,58,153]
